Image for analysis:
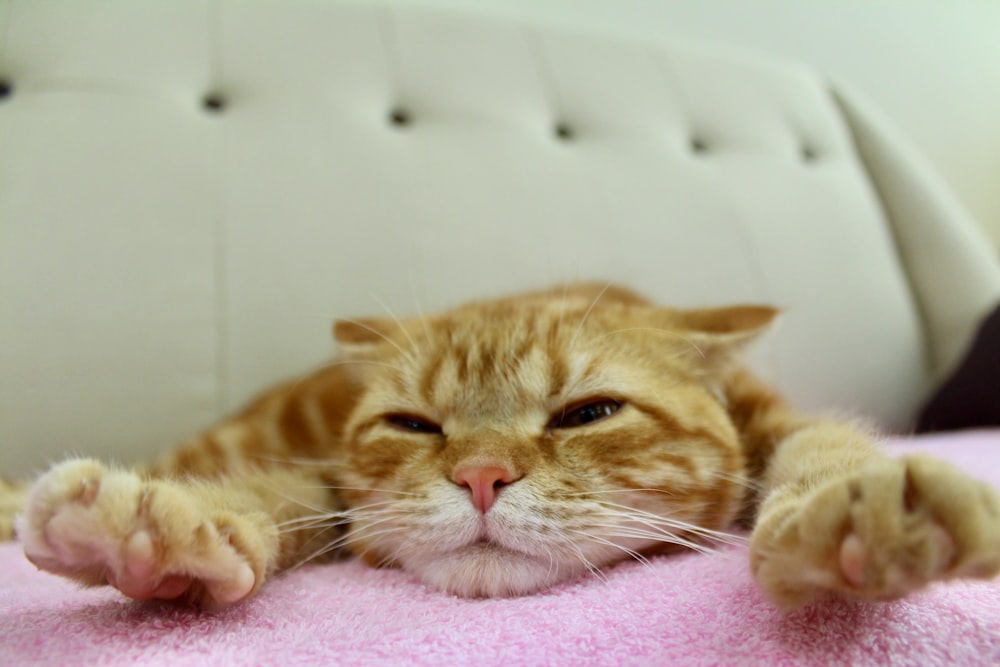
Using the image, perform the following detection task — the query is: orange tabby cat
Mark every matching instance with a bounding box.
[4,284,999,608]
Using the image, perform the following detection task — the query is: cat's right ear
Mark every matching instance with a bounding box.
[666,304,781,371]
[332,318,393,355]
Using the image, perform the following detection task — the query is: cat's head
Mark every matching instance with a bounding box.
[329,284,776,597]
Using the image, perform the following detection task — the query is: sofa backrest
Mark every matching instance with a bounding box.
[1,2,997,476]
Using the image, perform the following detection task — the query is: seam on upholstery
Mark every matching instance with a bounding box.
[211,143,229,418]
[828,85,935,382]
[521,27,561,123]
[209,0,229,416]
[208,0,224,86]
[654,47,781,383]
[652,49,699,153]
[375,6,406,108]
[0,0,15,74]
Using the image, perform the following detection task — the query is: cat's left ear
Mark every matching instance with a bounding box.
[671,304,781,366]
[333,318,396,356]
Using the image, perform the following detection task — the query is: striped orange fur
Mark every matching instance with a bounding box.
[5,284,999,608]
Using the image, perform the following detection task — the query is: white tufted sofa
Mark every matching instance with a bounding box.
[1,1,998,478]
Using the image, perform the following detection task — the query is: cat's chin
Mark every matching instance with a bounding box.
[408,543,574,598]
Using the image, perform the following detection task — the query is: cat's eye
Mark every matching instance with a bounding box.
[550,399,623,429]
[385,414,443,435]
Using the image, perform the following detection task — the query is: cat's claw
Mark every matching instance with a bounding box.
[751,455,1000,608]
[16,459,258,608]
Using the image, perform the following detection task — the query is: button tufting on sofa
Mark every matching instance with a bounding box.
[2,1,998,476]
[388,107,412,127]
[202,93,226,113]
[553,122,574,140]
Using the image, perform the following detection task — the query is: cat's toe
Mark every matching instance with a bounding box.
[105,531,201,601]
[751,455,1000,608]
[17,459,120,582]
[18,459,259,607]
[830,459,954,598]
[829,456,1000,600]
[836,521,955,599]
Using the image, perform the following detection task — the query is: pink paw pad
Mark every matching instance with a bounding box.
[838,534,867,587]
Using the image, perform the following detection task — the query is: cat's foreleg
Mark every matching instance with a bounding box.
[750,422,1000,608]
[16,459,336,608]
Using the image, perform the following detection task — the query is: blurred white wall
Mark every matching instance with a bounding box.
[395,0,1000,253]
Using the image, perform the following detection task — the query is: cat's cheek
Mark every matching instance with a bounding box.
[346,438,412,483]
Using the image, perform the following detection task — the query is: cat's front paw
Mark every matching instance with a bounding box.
[16,459,260,608]
[751,455,1000,608]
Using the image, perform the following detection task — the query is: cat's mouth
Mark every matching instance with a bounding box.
[463,522,534,557]
[413,536,561,598]
[468,537,518,553]
[398,519,569,597]
[457,529,548,565]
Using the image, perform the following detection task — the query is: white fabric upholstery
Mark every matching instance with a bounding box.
[1,1,998,477]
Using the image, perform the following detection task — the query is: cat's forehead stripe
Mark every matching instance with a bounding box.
[408,314,575,408]
[417,343,448,403]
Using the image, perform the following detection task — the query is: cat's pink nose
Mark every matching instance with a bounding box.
[453,465,517,514]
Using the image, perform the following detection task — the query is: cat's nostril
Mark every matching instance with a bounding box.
[453,465,518,514]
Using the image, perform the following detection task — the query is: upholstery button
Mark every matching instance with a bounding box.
[202,93,226,113]
[389,108,411,127]
[554,122,574,140]
[690,137,708,154]
[802,146,818,162]
[0,80,12,100]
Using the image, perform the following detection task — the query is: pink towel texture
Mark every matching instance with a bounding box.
[3,430,999,666]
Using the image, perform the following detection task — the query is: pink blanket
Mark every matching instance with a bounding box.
[3,431,1000,666]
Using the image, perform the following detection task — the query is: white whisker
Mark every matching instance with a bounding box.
[250,454,342,468]
[570,530,654,569]
[368,291,419,358]
[299,485,422,497]
[556,282,571,334]
[593,500,748,547]
[590,524,717,555]
[594,327,705,358]
[276,500,400,529]
[711,470,763,493]
[407,272,432,338]
[559,488,678,498]
[340,317,415,363]
[568,282,612,351]
[290,516,409,570]
[569,543,609,585]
